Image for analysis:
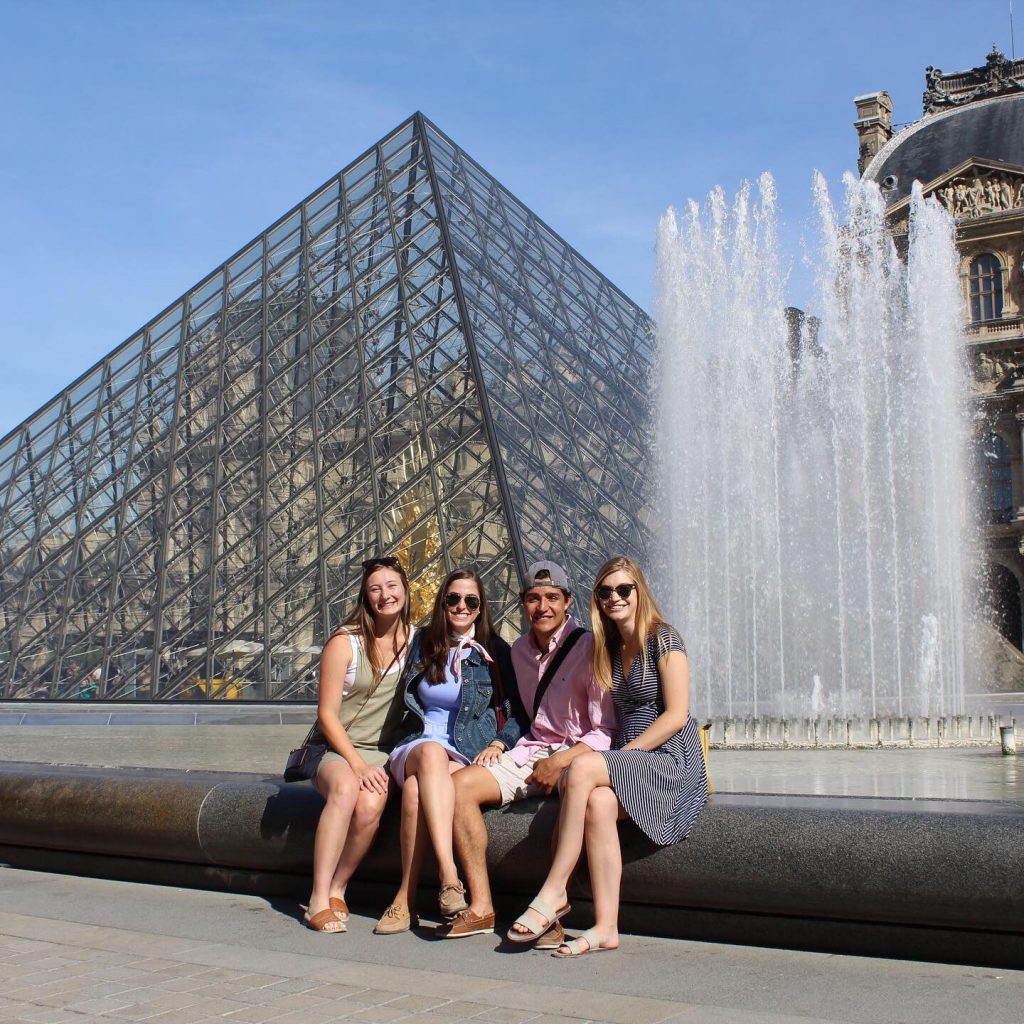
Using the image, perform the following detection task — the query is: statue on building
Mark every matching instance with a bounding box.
[924,47,1024,113]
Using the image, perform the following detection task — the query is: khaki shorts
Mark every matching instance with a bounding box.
[317,747,389,774]
[485,743,570,806]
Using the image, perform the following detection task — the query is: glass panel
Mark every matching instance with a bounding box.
[1,115,656,706]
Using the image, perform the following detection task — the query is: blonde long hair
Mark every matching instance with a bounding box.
[337,557,412,690]
[590,556,666,691]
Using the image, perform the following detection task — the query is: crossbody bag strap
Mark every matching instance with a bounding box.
[316,630,410,742]
[345,634,409,733]
[532,627,587,718]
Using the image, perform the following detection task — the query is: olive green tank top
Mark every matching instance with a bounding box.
[339,629,414,768]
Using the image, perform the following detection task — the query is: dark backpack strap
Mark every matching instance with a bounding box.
[487,642,505,709]
[532,627,587,718]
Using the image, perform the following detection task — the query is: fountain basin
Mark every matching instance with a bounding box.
[0,761,1020,968]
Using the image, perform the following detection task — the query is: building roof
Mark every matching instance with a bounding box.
[864,93,1024,203]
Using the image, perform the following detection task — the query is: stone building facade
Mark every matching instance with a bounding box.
[857,49,1024,661]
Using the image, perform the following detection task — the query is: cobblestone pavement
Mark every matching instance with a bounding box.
[0,868,1021,1024]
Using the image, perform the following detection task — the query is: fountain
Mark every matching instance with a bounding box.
[654,172,977,734]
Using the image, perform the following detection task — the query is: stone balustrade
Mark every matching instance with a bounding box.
[707,714,1013,747]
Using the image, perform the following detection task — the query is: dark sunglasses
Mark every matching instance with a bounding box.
[595,583,637,601]
[444,592,481,610]
[362,556,402,573]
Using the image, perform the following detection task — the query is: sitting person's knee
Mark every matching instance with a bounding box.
[584,786,617,825]
[454,765,498,807]
[353,789,388,825]
[409,741,449,773]
[566,751,601,785]
[320,768,359,805]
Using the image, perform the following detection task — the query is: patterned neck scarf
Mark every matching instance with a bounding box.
[447,623,493,682]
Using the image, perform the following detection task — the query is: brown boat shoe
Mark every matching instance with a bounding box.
[434,908,495,938]
[534,919,566,950]
[373,903,418,935]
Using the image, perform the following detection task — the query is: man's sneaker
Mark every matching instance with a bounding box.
[438,881,468,916]
[434,908,495,938]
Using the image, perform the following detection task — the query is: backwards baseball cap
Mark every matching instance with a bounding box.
[522,560,571,594]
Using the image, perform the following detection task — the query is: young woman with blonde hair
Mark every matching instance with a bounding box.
[507,555,707,956]
[304,556,416,932]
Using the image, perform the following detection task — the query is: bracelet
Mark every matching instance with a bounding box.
[488,740,506,752]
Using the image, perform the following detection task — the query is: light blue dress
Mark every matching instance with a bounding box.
[388,648,471,785]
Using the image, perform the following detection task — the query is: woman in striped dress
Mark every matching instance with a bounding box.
[507,555,707,956]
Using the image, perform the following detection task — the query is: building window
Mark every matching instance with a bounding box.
[981,432,1014,522]
[969,254,1004,322]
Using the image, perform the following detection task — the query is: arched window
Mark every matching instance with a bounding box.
[969,254,1004,322]
[981,432,1014,521]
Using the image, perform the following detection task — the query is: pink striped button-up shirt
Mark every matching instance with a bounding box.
[508,615,616,766]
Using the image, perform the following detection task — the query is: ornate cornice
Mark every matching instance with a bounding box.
[924,47,1024,114]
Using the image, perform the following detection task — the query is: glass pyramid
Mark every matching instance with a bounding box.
[0,114,654,701]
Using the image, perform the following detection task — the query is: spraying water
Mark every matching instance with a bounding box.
[654,173,973,720]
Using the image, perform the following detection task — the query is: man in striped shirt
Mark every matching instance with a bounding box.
[435,561,616,942]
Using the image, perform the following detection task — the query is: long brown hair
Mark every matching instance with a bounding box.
[590,556,667,691]
[338,557,412,688]
[420,568,498,684]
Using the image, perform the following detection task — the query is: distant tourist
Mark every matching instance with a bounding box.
[303,556,415,933]
[79,666,101,699]
[507,556,707,957]
[374,569,525,934]
[436,561,615,944]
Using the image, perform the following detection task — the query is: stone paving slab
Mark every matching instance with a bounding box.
[0,868,1021,1024]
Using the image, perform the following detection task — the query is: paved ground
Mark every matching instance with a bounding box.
[0,723,1020,801]
[0,867,1021,1024]
[1,709,1021,1022]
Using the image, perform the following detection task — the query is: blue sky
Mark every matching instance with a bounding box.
[0,0,1013,436]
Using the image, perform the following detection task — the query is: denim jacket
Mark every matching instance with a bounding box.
[393,632,529,760]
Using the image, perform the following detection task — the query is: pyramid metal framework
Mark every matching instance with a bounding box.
[0,114,654,701]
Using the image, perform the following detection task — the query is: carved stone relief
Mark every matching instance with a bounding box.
[974,349,1024,389]
[930,171,1024,219]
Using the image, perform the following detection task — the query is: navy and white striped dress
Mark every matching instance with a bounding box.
[601,624,707,845]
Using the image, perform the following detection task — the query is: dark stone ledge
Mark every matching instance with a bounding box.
[0,762,1021,967]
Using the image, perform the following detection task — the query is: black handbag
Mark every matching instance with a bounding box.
[283,723,328,783]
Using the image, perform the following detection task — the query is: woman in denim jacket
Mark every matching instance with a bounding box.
[374,568,527,933]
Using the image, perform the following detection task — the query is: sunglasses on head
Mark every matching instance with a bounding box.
[595,583,637,601]
[444,592,481,610]
[362,556,402,573]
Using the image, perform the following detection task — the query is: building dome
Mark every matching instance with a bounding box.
[863,92,1024,202]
